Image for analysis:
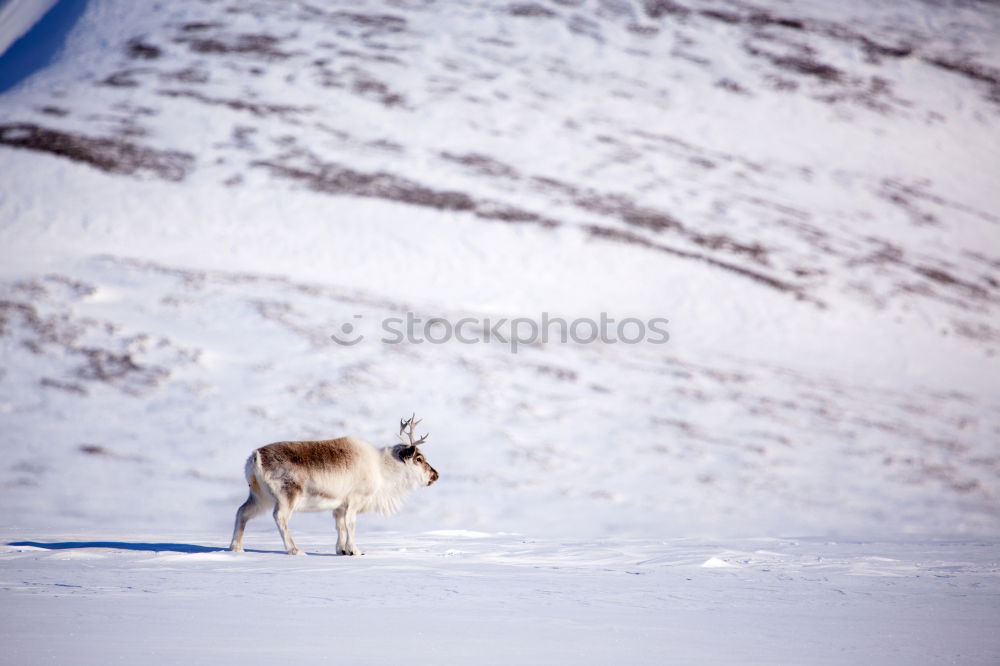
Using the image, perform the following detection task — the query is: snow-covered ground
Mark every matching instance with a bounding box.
[4,532,999,665]
[1,0,999,663]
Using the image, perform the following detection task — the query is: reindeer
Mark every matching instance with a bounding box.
[229,414,438,555]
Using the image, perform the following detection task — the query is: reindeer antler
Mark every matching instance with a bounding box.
[398,412,429,446]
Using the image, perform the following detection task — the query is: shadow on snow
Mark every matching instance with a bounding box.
[6,540,302,555]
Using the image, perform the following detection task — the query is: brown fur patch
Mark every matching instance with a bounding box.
[257,438,358,473]
[281,479,303,501]
[249,475,261,494]
[417,450,440,485]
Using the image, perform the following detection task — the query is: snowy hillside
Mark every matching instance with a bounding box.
[1,0,999,663]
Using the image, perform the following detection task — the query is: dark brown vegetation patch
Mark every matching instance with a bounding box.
[255,159,471,209]
[531,175,769,262]
[583,226,814,303]
[699,9,740,24]
[176,33,292,60]
[255,158,558,228]
[716,78,750,95]
[330,11,408,33]
[926,56,1000,103]
[858,36,912,61]
[180,21,223,32]
[41,377,87,395]
[749,13,804,31]
[913,266,990,300]
[157,89,311,117]
[1,294,177,396]
[509,3,557,18]
[350,71,407,107]
[745,43,842,83]
[76,347,167,387]
[642,0,690,19]
[441,142,772,265]
[771,55,841,81]
[161,67,210,84]
[101,68,148,87]
[626,23,660,36]
[126,38,162,60]
[926,57,1000,87]
[0,123,193,181]
[440,151,520,179]
[78,444,146,461]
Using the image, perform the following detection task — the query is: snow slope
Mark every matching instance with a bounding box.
[1,0,999,663]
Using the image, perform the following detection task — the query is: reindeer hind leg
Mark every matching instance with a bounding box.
[229,492,265,552]
[273,482,305,556]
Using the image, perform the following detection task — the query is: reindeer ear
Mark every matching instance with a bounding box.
[398,445,416,461]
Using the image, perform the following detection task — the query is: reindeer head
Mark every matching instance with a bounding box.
[396,413,439,486]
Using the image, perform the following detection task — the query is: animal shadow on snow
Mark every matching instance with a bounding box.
[7,540,309,555]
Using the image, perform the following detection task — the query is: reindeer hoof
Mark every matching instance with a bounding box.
[288,548,306,556]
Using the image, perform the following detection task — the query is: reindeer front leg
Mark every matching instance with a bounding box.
[334,505,363,555]
[345,507,363,555]
[334,507,348,554]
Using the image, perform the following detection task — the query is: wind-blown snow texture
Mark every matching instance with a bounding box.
[1,0,999,663]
